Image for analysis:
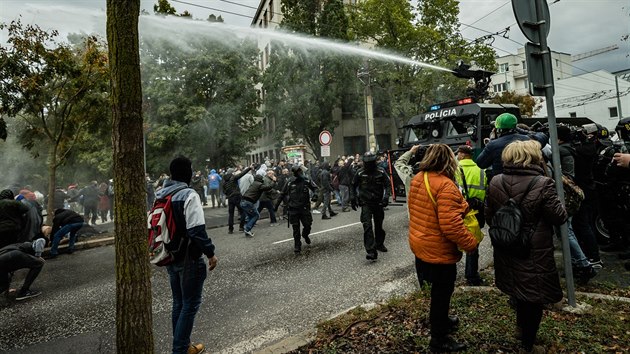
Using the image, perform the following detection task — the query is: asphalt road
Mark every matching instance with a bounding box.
[0,204,493,354]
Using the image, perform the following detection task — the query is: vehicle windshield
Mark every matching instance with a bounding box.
[407,125,431,143]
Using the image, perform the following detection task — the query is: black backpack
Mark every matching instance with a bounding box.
[489,176,541,256]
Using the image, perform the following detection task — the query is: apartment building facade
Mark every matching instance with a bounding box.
[490,47,572,97]
[248,0,397,164]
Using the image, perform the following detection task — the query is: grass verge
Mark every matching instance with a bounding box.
[291,288,630,353]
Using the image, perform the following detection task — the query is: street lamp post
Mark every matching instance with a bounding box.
[358,62,377,153]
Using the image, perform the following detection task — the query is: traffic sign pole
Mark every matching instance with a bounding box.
[513,0,576,307]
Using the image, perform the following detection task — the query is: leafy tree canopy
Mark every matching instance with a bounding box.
[0,19,110,218]
[348,0,497,128]
[488,91,542,117]
[263,0,362,157]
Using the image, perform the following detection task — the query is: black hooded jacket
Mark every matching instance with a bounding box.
[0,189,30,248]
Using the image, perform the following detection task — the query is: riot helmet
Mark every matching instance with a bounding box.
[291,165,303,177]
[615,117,630,141]
[363,151,377,170]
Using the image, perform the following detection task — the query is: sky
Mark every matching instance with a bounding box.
[1,0,628,75]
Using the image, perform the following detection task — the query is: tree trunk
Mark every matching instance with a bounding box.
[106,1,155,352]
[46,146,57,225]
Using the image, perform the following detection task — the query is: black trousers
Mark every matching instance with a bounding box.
[572,187,599,260]
[83,203,98,225]
[360,204,385,253]
[228,195,244,232]
[195,188,207,204]
[516,301,544,351]
[289,208,312,250]
[415,258,457,338]
[0,249,44,294]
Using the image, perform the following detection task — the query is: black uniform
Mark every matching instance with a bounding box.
[276,168,318,253]
[350,153,391,260]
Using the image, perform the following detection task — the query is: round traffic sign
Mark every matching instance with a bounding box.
[319,130,332,146]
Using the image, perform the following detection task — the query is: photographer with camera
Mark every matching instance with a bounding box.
[598,117,630,255]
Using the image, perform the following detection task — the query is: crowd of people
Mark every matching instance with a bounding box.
[2,114,630,354]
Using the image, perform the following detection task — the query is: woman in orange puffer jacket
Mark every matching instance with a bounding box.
[407,144,479,353]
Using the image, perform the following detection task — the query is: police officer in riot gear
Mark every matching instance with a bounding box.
[351,152,391,261]
[276,165,318,254]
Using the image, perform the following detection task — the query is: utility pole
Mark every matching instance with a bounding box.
[616,75,624,119]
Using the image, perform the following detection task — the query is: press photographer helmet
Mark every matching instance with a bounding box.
[615,117,630,141]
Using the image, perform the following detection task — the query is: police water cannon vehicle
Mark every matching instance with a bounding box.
[386,62,522,201]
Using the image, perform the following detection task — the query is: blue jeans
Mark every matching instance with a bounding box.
[167,257,207,354]
[240,200,259,232]
[50,222,84,255]
[567,218,589,268]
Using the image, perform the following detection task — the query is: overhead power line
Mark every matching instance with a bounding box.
[460,0,511,32]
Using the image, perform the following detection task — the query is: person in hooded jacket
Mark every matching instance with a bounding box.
[0,189,30,249]
[223,165,253,234]
[275,166,318,253]
[159,156,217,354]
[318,161,337,220]
[73,181,99,225]
[190,171,207,206]
[207,169,222,208]
[47,208,86,258]
[485,140,567,354]
[350,152,391,261]
[240,174,275,237]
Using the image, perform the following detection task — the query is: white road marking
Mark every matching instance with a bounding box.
[272,222,362,244]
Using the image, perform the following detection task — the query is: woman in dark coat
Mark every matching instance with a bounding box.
[485,140,567,354]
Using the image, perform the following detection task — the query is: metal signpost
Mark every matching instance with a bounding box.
[513,0,576,306]
[319,130,332,159]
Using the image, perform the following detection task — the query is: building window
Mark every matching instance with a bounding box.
[524,79,528,89]
[264,10,268,28]
[259,20,262,28]
[555,58,559,67]
[343,136,366,155]
[498,63,509,73]
[569,112,577,118]
[493,83,508,92]
[521,60,526,71]
[609,107,618,118]
[270,0,274,19]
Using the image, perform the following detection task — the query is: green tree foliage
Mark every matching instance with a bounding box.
[349,0,497,128]
[262,0,362,157]
[489,91,542,117]
[0,20,109,220]
[143,1,261,171]
[153,0,177,15]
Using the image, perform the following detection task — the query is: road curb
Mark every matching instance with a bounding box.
[43,222,231,256]
[253,329,316,354]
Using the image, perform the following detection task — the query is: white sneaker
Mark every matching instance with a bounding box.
[244,230,254,237]
[270,223,278,226]
[312,210,321,214]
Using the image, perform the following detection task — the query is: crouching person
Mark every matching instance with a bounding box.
[0,238,46,300]
[46,208,86,258]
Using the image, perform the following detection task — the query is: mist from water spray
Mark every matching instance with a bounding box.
[3,5,453,73]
